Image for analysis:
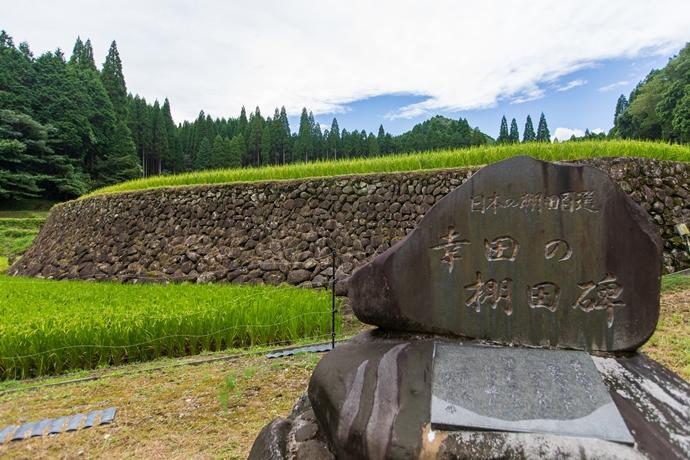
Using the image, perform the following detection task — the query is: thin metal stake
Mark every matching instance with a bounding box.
[331,247,337,350]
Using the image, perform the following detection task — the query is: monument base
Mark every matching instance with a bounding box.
[248,330,690,460]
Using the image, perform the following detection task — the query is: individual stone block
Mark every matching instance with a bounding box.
[247,418,292,460]
[0,426,16,444]
[100,407,117,425]
[65,414,84,432]
[82,410,101,429]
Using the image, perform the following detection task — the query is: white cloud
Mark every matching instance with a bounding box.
[552,127,606,141]
[3,1,688,124]
[598,81,631,92]
[556,79,587,92]
[553,127,586,142]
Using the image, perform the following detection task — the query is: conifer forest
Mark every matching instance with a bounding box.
[1,31,689,202]
[0,32,493,202]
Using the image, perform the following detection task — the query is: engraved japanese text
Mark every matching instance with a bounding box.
[465,272,513,315]
[572,273,624,328]
[430,226,470,273]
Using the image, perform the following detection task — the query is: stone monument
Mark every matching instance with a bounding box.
[249,156,690,459]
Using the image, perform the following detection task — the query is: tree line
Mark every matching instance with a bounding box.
[496,113,551,144]
[0,32,142,201]
[0,31,494,202]
[176,109,493,173]
[611,42,690,143]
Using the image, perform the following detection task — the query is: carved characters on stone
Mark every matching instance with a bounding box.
[430,223,625,326]
[560,191,599,213]
[528,370,548,414]
[526,283,561,312]
[545,239,572,261]
[572,273,624,328]
[569,359,595,404]
[484,236,519,261]
[470,192,503,214]
[470,190,600,214]
[548,364,573,414]
[430,226,470,273]
[464,272,513,315]
[484,364,499,407]
[503,356,524,409]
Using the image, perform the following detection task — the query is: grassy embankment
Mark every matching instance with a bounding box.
[83,140,690,198]
[0,199,54,269]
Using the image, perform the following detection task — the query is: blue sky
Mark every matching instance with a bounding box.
[3,1,688,142]
[302,53,672,140]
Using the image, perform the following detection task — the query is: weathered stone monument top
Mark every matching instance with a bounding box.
[351,155,664,351]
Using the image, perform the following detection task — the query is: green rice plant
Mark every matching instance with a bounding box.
[82,140,690,199]
[0,276,339,379]
[243,366,256,380]
[218,371,237,411]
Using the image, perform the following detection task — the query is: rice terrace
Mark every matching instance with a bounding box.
[0,140,689,457]
[1,13,690,458]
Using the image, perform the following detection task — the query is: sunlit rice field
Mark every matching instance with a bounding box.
[0,276,340,380]
[83,140,690,198]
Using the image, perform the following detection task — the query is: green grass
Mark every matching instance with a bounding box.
[0,218,45,229]
[0,276,341,380]
[0,210,50,219]
[83,140,690,198]
[661,273,690,293]
[0,205,51,259]
[0,218,43,257]
[0,198,57,218]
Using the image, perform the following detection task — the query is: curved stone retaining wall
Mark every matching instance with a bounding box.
[9,157,690,292]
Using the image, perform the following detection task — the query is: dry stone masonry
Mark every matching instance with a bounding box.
[9,157,690,288]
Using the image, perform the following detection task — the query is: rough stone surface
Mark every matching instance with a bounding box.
[247,418,291,460]
[248,389,336,460]
[431,343,632,443]
[296,439,336,459]
[294,423,318,442]
[8,157,690,289]
[592,353,690,459]
[306,330,665,459]
[350,156,663,351]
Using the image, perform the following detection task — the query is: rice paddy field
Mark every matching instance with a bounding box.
[2,141,689,383]
[84,140,690,198]
[0,277,340,380]
[0,218,44,258]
